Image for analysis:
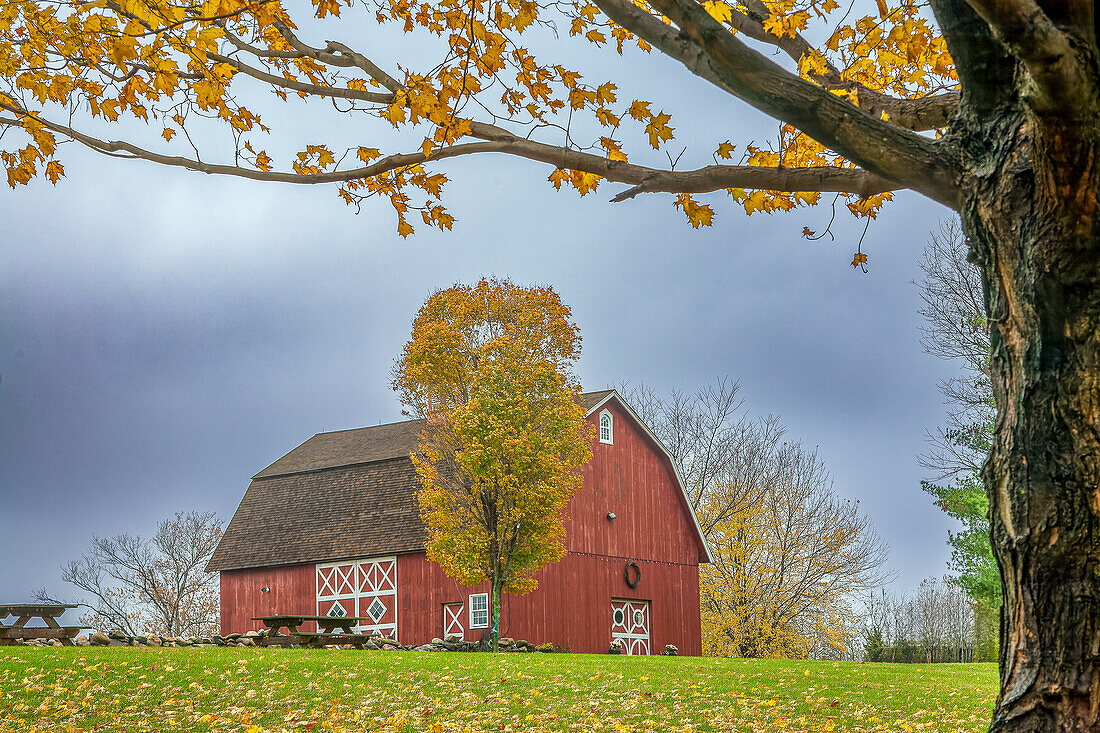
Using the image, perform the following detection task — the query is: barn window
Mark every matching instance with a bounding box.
[599,410,614,445]
[469,593,489,629]
[327,601,347,618]
[367,598,387,623]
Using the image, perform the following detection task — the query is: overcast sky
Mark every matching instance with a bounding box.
[0,16,964,614]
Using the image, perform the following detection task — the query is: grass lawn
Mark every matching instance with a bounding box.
[0,648,997,732]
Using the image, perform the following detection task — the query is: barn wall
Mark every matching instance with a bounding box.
[218,396,706,652]
[395,401,705,654]
[397,550,702,655]
[219,564,316,634]
[570,400,705,564]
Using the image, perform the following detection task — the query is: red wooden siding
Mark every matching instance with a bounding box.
[397,550,701,655]
[220,563,316,634]
[570,399,706,564]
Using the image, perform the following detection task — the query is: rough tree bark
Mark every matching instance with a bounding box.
[932,2,1100,730]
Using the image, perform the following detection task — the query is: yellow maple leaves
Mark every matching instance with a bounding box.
[0,0,956,245]
[394,279,592,601]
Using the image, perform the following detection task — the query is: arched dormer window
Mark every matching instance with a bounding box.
[599,409,614,445]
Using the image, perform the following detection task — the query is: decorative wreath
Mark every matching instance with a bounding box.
[624,560,641,588]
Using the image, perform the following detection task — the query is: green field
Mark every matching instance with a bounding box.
[0,648,997,732]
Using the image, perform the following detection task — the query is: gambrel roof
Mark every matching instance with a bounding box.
[207,389,713,572]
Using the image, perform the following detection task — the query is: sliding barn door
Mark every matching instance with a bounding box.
[316,556,398,639]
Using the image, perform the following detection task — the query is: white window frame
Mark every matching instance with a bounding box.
[599,409,614,445]
[468,593,489,629]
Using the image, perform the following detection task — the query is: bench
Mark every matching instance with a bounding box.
[294,632,370,648]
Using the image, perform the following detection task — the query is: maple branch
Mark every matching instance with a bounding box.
[2,99,897,201]
[271,21,404,93]
[221,25,403,93]
[931,0,1017,116]
[467,122,898,200]
[724,4,958,130]
[208,52,394,104]
[594,0,960,207]
[961,0,1095,114]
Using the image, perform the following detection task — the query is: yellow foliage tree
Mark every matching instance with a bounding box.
[393,278,592,649]
[7,0,1100,725]
[698,444,887,659]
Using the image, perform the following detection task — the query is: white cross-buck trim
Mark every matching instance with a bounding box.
[316,556,398,639]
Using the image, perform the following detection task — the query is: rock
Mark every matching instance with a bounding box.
[445,635,461,644]
[225,633,242,640]
[243,630,261,638]
[431,637,444,645]
[239,637,256,647]
[177,638,192,646]
[663,644,678,656]
[608,639,624,654]
[74,635,91,647]
[90,632,111,646]
[143,633,162,647]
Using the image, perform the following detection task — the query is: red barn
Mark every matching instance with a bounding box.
[208,390,711,655]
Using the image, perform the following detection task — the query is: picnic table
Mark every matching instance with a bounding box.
[0,604,80,646]
[251,615,371,648]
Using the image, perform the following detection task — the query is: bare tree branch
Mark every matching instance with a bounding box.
[208,52,394,104]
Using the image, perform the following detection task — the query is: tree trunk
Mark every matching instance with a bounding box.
[490,576,502,652]
[962,143,1100,732]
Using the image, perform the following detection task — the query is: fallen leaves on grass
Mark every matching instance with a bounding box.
[0,649,997,732]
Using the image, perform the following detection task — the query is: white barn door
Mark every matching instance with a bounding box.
[316,556,397,639]
[611,599,650,655]
[443,602,465,640]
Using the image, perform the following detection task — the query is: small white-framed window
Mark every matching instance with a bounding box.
[469,593,489,629]
[599,409,614,445]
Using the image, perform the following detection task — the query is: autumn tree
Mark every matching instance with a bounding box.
[5,0,1100,725]
[36,510,223,637]
[626,381,887,660]
[916,218,1000,661]
[700,438,888,659]
[393,278,591,650]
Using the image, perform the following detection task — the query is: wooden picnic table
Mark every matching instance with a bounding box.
[0,604,80,646]
[251,615,372,648]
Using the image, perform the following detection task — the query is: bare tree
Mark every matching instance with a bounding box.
[623,378,786,534]
[863,578,976,661]
[37,511,223,637]
[915,218,994,480]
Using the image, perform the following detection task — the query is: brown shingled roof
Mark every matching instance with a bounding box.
[208,390,615,572]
